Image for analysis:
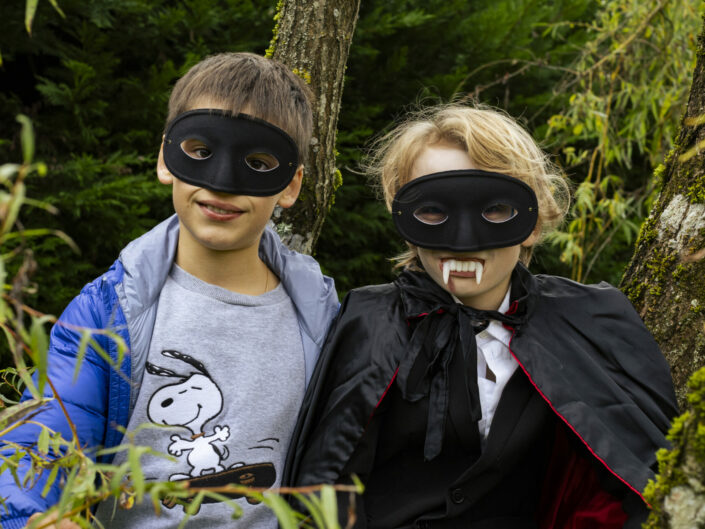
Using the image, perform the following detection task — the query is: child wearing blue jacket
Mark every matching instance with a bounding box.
[1,52,338,529]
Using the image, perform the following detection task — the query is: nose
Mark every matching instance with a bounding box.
[161,398,174,408]
[453,210,477,250]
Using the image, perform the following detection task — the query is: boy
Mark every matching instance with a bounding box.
[0,52,339,528]
[285,104,678,528]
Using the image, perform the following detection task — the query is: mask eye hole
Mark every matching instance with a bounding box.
[245,153,280,172]
[413,205,448,225]
[482,203,517,223]
[180,139,212,160]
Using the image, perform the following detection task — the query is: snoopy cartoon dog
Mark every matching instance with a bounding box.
[146,350,230,480]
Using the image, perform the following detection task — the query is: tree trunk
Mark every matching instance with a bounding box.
[622,22,705,528]
[268,0,361,255]
[621,24,705,408]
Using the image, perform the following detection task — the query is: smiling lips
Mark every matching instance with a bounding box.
[442,258,484,286]
[198,200,244,219]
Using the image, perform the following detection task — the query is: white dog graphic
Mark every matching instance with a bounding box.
[146,350,230,480]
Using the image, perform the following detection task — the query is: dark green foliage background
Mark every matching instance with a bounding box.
[318,0,597,291]
[0,0,277,317]
[1,0,632,328]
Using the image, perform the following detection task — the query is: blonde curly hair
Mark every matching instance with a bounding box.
[365,103,570,268]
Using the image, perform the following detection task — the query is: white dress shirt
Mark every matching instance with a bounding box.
[455,288,518,442]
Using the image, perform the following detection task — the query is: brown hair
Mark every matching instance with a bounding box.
[365,103,570,267]
[166,52,313,163]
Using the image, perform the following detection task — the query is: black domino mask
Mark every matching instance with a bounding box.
[163,109,299,196]
[392,170,539,252]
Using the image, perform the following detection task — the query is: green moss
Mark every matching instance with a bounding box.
[333,168,343,191]
[643,368,705,528]
[327,168,343,210]
[264,0,284,59]
[624,280,647,305]
[292,68,312,84]
[635,214,658,247]
[652,163,667,190]
[672,264,686,280]
[645,249,677,282]
[685,171,705,203]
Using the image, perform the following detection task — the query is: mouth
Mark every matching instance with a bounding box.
[440,258,484,286]
[197,200,244,219]
[184,404,203,427]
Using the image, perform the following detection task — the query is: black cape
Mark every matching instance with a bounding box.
[284,264,678,527]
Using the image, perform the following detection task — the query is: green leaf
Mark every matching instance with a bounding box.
[0,397,52,431]
[29,315,53,394]
[320,485,339,529]
[38,427,49,454]
[262,493,298,529]
[128,446,145,501]
[74,331,92,382]
[16,115,35,165]
[2,182,26,237]
[48,0,66,18]
[292,491,326,529]
[25,0,39,35]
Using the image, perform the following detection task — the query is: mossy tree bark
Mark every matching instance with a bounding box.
[268,0,361,255]
[621,23,705,408]
[642,368,705,528]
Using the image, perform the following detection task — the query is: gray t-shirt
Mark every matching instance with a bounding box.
[96,264,305,528]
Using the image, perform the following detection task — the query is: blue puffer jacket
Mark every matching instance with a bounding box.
[0,215,339,528]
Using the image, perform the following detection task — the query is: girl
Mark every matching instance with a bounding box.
[285,104,678,529]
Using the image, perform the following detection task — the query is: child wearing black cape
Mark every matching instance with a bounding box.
[284,103,678,529]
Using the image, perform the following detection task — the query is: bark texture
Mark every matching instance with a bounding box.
[621,25,705,408]
[269,0,361,255]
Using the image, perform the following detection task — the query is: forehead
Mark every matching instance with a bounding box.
[410,142,478,181]
[187,96,256,115]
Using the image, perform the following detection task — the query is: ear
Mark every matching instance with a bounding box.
[277,165,304,209]
[157,140,173,185]
[521,224,541,248]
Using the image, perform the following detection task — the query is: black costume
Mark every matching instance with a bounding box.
[284,264,678,529]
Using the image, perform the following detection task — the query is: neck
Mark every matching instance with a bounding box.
[174,229,278,295]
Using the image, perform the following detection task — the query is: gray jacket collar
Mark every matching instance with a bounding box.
[118,214,337,347]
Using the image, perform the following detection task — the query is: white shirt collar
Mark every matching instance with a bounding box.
[452,287,513,347]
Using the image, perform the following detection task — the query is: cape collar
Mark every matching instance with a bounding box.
[391,264,534,460]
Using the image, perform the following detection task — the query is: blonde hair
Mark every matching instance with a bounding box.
[366,103,570,268]
[166,52,313,163]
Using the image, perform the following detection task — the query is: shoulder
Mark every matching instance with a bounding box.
[338,283,403,321]
[260,226,339,344]
[51,260,125,351]
[531,273,634,315]
[326,282,407,355]
[345,282,400,303]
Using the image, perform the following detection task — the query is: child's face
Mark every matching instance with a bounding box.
[408,142,537,311]
[157,98,303,254]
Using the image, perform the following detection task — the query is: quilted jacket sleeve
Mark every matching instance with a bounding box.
[0,277,114,529]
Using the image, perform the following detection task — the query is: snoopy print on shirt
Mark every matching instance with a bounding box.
[145,349,277,511]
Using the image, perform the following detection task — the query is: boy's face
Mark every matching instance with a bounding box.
[157,99,303,254]
[408,142,537,311]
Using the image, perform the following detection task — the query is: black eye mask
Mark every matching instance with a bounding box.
[392,170,539,252]
[163,109,299,196]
